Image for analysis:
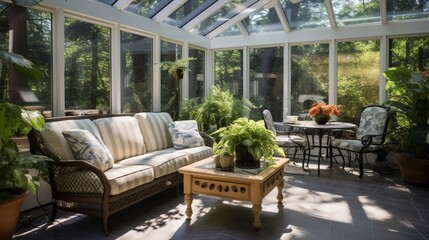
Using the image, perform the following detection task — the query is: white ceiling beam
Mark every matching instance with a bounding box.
[236,22,249,37]
[380,0,387,24]
[273,0,290,33]
[206,0,273,39]
[182,0,230,31]
[325,0,337,29]
[113,0,132,10]
[152,0,188,23]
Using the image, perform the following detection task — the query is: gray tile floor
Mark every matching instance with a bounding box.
[13,161,429,240]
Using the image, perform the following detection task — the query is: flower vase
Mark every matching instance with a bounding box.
[313,114,330,125]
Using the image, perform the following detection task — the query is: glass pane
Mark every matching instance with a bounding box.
[0,5,52,116]
[291,44,329,119]
[387,0,429,21]
[280,0,330,30]
[188,47,205,100]
[64,18,111,115]
[164,0,217,28]
[332,0,380,26]
[249,47,284,121]
[214,49,243,98]
[125,0,172,18]
[337,40,380,123]
[242,7,283,34]
[160,40,182,120]
[389,36,429,71]
[120,31,153,113]
[192,0,257,36]
[95,0,118,5]
[217,25,242,37]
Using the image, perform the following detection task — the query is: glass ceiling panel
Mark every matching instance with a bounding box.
[242,7,283,34]
[387,0,429,21]
[280,0,330,30]
[164,0,217,28]
[191,0,258,36]
[125,0,172,18]
[332,0,380,26]
[217,25,242,37]
[95,0,118,5]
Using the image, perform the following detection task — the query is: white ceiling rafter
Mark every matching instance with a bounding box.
[182,0,230,32]
[113,0,133,10]
[206,0,273,39]
[236,22,249,37]
[152,0,188,23]
[325,0,337,29]
[380,0,387,24]
[273,0,290,33]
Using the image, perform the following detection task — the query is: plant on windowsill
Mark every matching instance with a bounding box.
[383,67,429,186]
[212,117,285,169]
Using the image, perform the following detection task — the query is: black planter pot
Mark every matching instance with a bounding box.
[235,144,260,169]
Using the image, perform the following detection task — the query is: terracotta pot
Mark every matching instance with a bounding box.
[213,155,221,168]
[0,190,29,240]
[396,152,429,186]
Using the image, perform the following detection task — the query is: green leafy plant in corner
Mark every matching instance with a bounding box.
[383,67,429,159]
[0,102,52,203]
[212,117,285,164]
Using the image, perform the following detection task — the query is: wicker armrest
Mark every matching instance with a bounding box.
[50,160,110,195]
[199,131,215,147]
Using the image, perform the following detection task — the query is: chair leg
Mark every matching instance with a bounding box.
[358,154,363,178]
[50,208,57,222]
[337,149,346,169]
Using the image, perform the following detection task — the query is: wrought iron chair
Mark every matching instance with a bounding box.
[260,106,307,163]
[330,104,394,178]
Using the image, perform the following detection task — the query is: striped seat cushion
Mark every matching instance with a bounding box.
[41,119,102,160]
[134,112,173,152]
[173,146,214,164]
[117,149,188,178]
[94,116,146,162]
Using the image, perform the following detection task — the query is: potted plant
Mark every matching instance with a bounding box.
[0,102,52,239]
[160,57,197,81]
[383,67,429,186]
[212,117,285,169]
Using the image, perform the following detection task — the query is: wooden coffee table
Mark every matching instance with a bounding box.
[178,157,289,230]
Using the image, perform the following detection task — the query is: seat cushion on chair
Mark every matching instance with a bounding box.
[275,135,307,148]
[331,139,383,152]
[356,107,388,144]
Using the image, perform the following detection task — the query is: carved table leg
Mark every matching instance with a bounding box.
[277,180,284,205]
[252,204,262,231]
[185,193,193,220]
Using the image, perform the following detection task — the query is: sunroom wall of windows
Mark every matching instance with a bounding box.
[2,0,428,123]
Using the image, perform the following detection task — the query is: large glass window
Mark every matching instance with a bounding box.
[64,18,111,115]
[188,47,205,100]
[337,40,380,123]
[160,40,182,120]
[120,31,153,113]
[280,0,330,31]
[214,49,243,98]
[291,44,329,119]
[387,0,429,21]
[242,7,283,34]
[249,46,284,121]
[389,35,429,71]
[332,0,380,26]
[0,4,52,116]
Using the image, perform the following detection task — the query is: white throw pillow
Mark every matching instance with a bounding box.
[62,129,114,171]
[166,120,204,149]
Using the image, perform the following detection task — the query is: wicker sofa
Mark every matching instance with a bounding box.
[28,112,213,235]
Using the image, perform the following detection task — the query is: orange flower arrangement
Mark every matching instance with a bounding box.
[308,102,340,118]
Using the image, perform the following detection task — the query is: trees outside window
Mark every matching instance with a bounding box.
[337,40,380,123]
[64,18,111,114]
[214,49,243,98]
[0,4,52,114]
[249,46,283,121]
[188,47,205,101]
[120,31,153,113]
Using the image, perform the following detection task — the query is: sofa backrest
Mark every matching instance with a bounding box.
[134,112,173,152]
[41,119,102,160]
[93,116,145,162]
